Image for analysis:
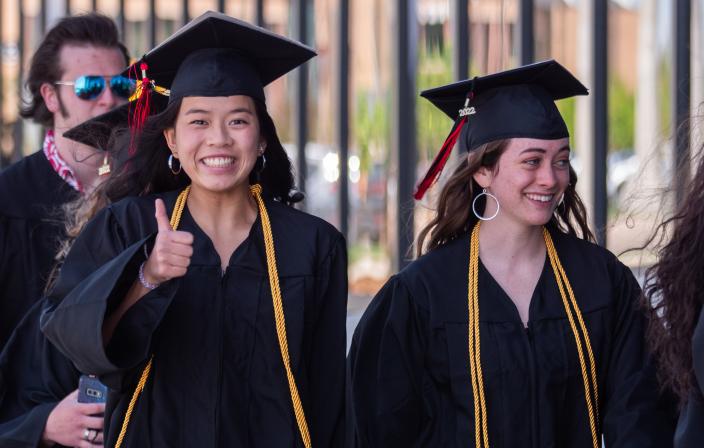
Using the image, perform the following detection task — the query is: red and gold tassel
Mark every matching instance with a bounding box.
[414,92,476,200]
[128,61,152,156]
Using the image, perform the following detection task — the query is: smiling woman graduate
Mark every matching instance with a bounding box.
[346,61,675,447]
[40,12,347,448]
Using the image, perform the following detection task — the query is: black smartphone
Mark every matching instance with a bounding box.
[77,374,108,404]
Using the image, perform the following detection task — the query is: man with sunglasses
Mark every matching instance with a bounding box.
[0,13,129,448]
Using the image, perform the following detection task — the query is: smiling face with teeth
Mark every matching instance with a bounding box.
[163,95,265,196]
[472,137,571,228]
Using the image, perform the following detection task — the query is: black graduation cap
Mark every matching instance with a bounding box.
[63,106,127,150]
[125,10,316,104]
[63,94,168,150]
[414,60,588,200]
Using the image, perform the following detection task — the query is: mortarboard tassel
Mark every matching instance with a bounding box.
[414,92,475,200]
[128,61,153,156]
[413,115,467,200]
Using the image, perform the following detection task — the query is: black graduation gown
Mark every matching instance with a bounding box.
[41,190,348,447]
[674,307,704,447]
[0,150,78,351]
[0,298,79,448]
[347,227,675,447]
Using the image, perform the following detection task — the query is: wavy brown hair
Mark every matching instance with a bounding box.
[416,139,594,256]
[641,149,704,406]
[45,180,111,293]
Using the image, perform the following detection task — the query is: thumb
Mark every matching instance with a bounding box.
[154,199,172,232]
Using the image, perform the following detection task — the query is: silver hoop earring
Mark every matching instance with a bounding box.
[472,188,500,221]
[257,153,267,173]
[168,154,182,175]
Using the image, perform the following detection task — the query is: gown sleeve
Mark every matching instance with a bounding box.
[0,214,45,353]
[346,275,429,447]
[40,206,179,392]
[601,258,677,447]
[307,235,348,447]
[0,299,79,448]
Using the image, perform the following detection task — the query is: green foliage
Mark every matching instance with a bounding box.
[657,59,672,137]
[608,77,635,150]
[557,97,576,147]
[416,45,453,161]
[557,75,636,153]
[353,91,389,172]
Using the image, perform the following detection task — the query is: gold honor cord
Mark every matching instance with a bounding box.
[468,224,489,448]
[114,353,153,448]
[543,228,599,448]
[250,184,311,447]
[116,184,311,448]
[467,223,599,448]
[115,186,190,448]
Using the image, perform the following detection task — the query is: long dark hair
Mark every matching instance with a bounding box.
[416,139,594,256]
[641,148,704,406]
[104,97,295,204]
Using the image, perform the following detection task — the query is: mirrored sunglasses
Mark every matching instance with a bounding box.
[54,75,136,100]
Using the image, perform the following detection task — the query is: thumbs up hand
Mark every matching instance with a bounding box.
[142,198,194,285]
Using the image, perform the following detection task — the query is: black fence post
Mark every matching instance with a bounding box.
[337,0,350,238]
[593,0,608,246]
[295,0,309,206]
[394,0,416,268]
[674,0,691,203]
[519,0,534,65]
[452,0,468,81]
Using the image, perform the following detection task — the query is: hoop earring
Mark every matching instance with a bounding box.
[168,154,182,175]
[256,153,267,173]
[472,188,500,221]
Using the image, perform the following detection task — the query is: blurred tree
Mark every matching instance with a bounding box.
[657,59,672,138]
[353,91,388,202]
[609,77,635,151]
[557,97,576,148]
[417,44,453,163]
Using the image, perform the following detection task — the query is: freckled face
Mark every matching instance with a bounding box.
[164,95,265,195]
[474,137,571,227]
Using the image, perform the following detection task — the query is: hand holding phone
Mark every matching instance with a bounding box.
[78,374,108,404]
[42,389,106,447]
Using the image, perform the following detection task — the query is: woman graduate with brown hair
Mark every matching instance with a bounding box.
[347,61,675,447]
[41,12,347,448]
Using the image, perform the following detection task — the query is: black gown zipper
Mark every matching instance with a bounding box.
[214,269,226,446]
[524,324,539,448]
